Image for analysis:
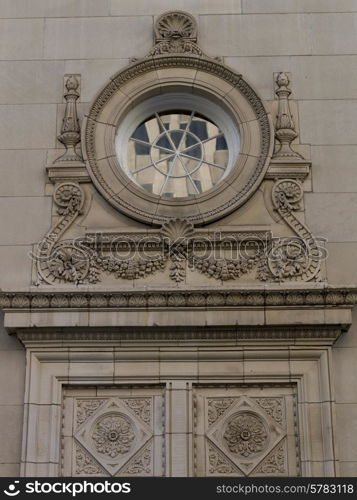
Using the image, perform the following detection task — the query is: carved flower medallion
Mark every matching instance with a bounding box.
[91,413,135,458]
[223,412,268,458]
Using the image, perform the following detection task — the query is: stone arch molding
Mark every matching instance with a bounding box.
[35,10,323,286]
[82,10,274,226]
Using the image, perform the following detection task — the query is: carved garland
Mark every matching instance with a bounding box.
[34,178,321,285]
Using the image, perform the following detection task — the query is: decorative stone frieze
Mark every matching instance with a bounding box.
[1,287,356,311]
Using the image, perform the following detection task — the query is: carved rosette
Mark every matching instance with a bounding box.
[91,413,135,458]
[223,412,268,457]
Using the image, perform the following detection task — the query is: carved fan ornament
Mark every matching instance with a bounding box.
[35,11,323,288]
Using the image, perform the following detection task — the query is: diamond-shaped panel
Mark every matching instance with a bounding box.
[206,396,285,475]
[74,398,152,476]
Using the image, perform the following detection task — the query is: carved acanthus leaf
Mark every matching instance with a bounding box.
[254,441,286,475]
[76,399,106,428]
[122,398,151,426]
[208,398,235,426]
[208,443,238,475]
[75,443,104,475]
[120,442,152,475]
[254,398,283,426]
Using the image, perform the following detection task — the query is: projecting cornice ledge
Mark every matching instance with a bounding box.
[0,286,356,345]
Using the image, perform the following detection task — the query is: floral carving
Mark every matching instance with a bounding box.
[91,414,135,458]
[193,254,261,281]
[76,399,106,427]
[208,398,234,426]
[75,444,103,475]
[254,398,283,426]
[258,179,321,282]
[48,244,90,283]
[208,444,238,474]
[35,182,88,285]
[223,413,268,458]
[54,182,84,216]
[122,399,151,425]
[255,442,286,474]
[94,254,165,281]
[148,40,202,56]
[121,443,152,475]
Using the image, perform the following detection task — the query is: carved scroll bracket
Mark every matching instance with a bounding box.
[257,179,321,282]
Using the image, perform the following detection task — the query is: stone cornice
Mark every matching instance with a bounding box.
[15,325,341,345]
[0,286,356,310]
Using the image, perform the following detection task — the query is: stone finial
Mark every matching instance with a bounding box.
[55,75,82,163]
[273,72,302,159]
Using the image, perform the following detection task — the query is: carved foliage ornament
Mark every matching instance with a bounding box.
[72,397,154,476]
[223,412,268,458]
[35,179,321,285]
[203,394,290,477]
[91,413,135,458]
[39,21,319,286]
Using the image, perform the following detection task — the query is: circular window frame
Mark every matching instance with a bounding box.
[115,92,240,198]
[83,55,274,226]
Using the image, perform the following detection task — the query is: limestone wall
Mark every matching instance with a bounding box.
[0,0,357,476]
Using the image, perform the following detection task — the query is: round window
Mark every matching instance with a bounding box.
[115,93,240,199]
[84,56,273,225]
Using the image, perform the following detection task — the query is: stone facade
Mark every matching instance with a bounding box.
[1,0,357,477]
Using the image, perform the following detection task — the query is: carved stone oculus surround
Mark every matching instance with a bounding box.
[82,10,274,225]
